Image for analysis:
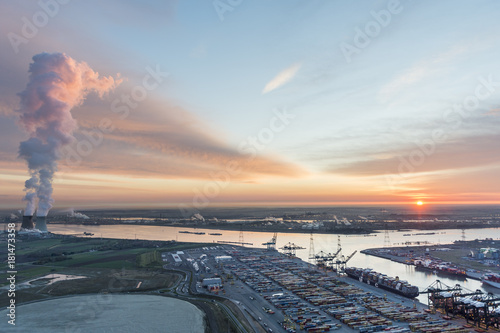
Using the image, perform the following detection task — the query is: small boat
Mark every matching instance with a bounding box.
[209,233,222,236]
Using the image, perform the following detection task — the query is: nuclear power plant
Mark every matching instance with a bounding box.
[20,213,49,232]
[21,215,35,229]
[36,216,48,232]
[15,53,120,234]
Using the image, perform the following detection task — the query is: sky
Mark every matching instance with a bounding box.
[1,0,500,212]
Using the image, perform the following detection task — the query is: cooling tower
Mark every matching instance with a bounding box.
[36,216,48,232]
[21,215,34,229]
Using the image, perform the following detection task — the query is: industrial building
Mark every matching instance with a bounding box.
[202,278,222,292]
[171,253,182,265]
[215,255,232,263]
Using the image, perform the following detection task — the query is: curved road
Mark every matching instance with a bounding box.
[164,267,253,333]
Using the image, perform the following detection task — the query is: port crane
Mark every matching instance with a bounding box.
[280,242,305,257]
[421,280,461,294]
[310,248,342,269]
[335,250,357,272]
[262,232,277,250]
[422,280,500,328]
[457,292,497,323]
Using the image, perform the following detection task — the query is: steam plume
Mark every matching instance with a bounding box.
[17,53,121,216]
[67,208,90,219]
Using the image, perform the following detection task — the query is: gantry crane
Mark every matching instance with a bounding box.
[310,248,342,270]
[262,232,278,250]
[335,250,357,272]
[280,242,305,257]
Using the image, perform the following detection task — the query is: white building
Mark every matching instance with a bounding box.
[215,255,233,263]
[171,253,182,264]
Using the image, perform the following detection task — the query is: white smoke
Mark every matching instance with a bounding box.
[62,208,90,219]
[191,213,205,222]
[17,53,121,216]
[70,211,90,219]
[73,212,89,219]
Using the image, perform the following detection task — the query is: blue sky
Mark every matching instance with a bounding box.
[1,0,500,209]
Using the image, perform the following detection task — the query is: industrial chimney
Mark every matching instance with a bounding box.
[21,215,34,229]
[36,216,48,232]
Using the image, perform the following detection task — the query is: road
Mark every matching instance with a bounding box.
[223,278,282,333]
[164,263,254,333]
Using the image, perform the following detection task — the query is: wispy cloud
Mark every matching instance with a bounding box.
[262,62,302,94]
[379,44,470,103]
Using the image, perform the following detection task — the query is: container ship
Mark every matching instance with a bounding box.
[345,267,419,298]
[481,273,500,289]
[413,259,467,277]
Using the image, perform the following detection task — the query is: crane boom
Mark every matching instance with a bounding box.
[345,250,357,263]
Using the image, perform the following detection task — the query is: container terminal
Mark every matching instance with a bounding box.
[163,245,500,333]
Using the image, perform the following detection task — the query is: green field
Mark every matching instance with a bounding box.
[0,235,213,285]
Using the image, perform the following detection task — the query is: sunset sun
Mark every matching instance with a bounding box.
[417,201,423,206]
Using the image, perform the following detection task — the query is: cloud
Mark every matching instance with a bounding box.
[327,130,500,178]
[58,96,305,180]
[379,44,470,103]
[294,110,500,180]
[262,62,302,94]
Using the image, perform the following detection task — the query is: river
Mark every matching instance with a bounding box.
[48,224,500,303]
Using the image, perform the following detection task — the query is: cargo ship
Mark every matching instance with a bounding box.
[345,267,419,298]
[209,233,222,236]
[481,273,500,289]
[413,259,467,278]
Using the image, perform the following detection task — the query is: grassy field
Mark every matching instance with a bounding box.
[0,235,213,300]
[137,250,161,267]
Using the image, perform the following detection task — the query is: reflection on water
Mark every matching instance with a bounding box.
[49,224,500,303]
